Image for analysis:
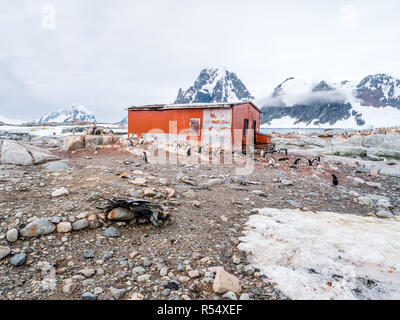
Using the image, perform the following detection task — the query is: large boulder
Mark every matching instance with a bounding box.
[63,135,86,152]
[0,140,59,166]
[63,135,119,152]
[84,135,119,148]
[364,134,400,151]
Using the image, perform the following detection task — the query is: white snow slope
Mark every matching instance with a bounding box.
[0,115,25,125]
[238,208,400,300]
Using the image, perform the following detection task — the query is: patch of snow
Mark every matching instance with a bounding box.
[238,208,400,300]
[0,115,25,125]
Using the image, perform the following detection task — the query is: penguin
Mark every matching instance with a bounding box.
[187,146,191,157]
[142,151,148,163]
[332,174,339,186]
[139,137,144,145]
[294,158,301,165]
[269,157,276,165]
[308,159,313,166]
[278,157,289,162]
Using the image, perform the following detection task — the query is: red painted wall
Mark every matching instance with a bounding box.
[232,103,261,144]
[128,108,204,141]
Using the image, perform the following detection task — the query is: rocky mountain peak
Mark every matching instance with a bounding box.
[174,67,254,104]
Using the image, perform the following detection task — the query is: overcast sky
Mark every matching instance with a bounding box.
[0,0,399,122]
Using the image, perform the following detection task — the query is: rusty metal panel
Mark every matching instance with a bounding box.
[202,108,232,148]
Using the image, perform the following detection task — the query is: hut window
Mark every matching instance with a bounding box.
[189,118,201,136]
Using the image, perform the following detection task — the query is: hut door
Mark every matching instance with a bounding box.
[253,120,257,144]
[243,119,249,137]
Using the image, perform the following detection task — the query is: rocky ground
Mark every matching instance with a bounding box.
[0,137,399,300]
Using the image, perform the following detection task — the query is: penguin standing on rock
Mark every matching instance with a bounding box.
[142,151,148,163]
[187,146,191,157]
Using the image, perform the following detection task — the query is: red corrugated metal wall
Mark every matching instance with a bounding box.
[128,108,203,142]
[232,103,261,144]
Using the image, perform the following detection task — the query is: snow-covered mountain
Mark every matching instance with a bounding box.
[0,115,25,125]
[37,105,96,124]
[260,74,400,129]
[356,74,400,109]
[120,116,128,124]
[174,67,254,104]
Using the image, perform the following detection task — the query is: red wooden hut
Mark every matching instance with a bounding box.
[126,102,271,151]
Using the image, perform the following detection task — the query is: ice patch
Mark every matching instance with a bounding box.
[238,208,400,300]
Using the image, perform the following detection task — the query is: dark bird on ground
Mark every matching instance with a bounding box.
[308,159,313,166]
[317,156,321,162]
[198,146,202,153]
[187,147,191,157]
[278,158,289,162]
[294,158,301,165]
[142,151,148,163]
[332,174,339,186]
[290,165,297,169]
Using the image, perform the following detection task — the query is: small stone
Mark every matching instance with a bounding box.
[137,274,151,282]
[63,282,78,295]
[72,219,89,231]
[239,293,251,300]
[160,267,168,277]
[51,187,69,197]
[132,266,146,275]
[48,216,61,224]
[232,255,241,264]
[20,218,56,237]
[182,189,196,199]
[94,287,103,295]
[87,192,102,201]
[103,227,121,237]
[252,190,267,197]
[80,268,96,277]
[6,229,18,243]
[221,291,237,300]
[82,292,97,300]
[142,258,152,267]
[188,270,200,278]
[76,212,89,219]
[376,198,393,209]
[132,177,147,186]
[159,178,169,186]
[10,253,27,266]
[110,287,126,300]
[213,267,241,294]
[57,222,72,233]
[0,246,11,260]
[129,251,139,259]
[143,187,156,197]
[280,179,293,186]
[129,292,144,300]
[244,265,255,276]
[107,207,135,221]
[164,188,176,198]
[83,251,95,259]
[376,210,394,218]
